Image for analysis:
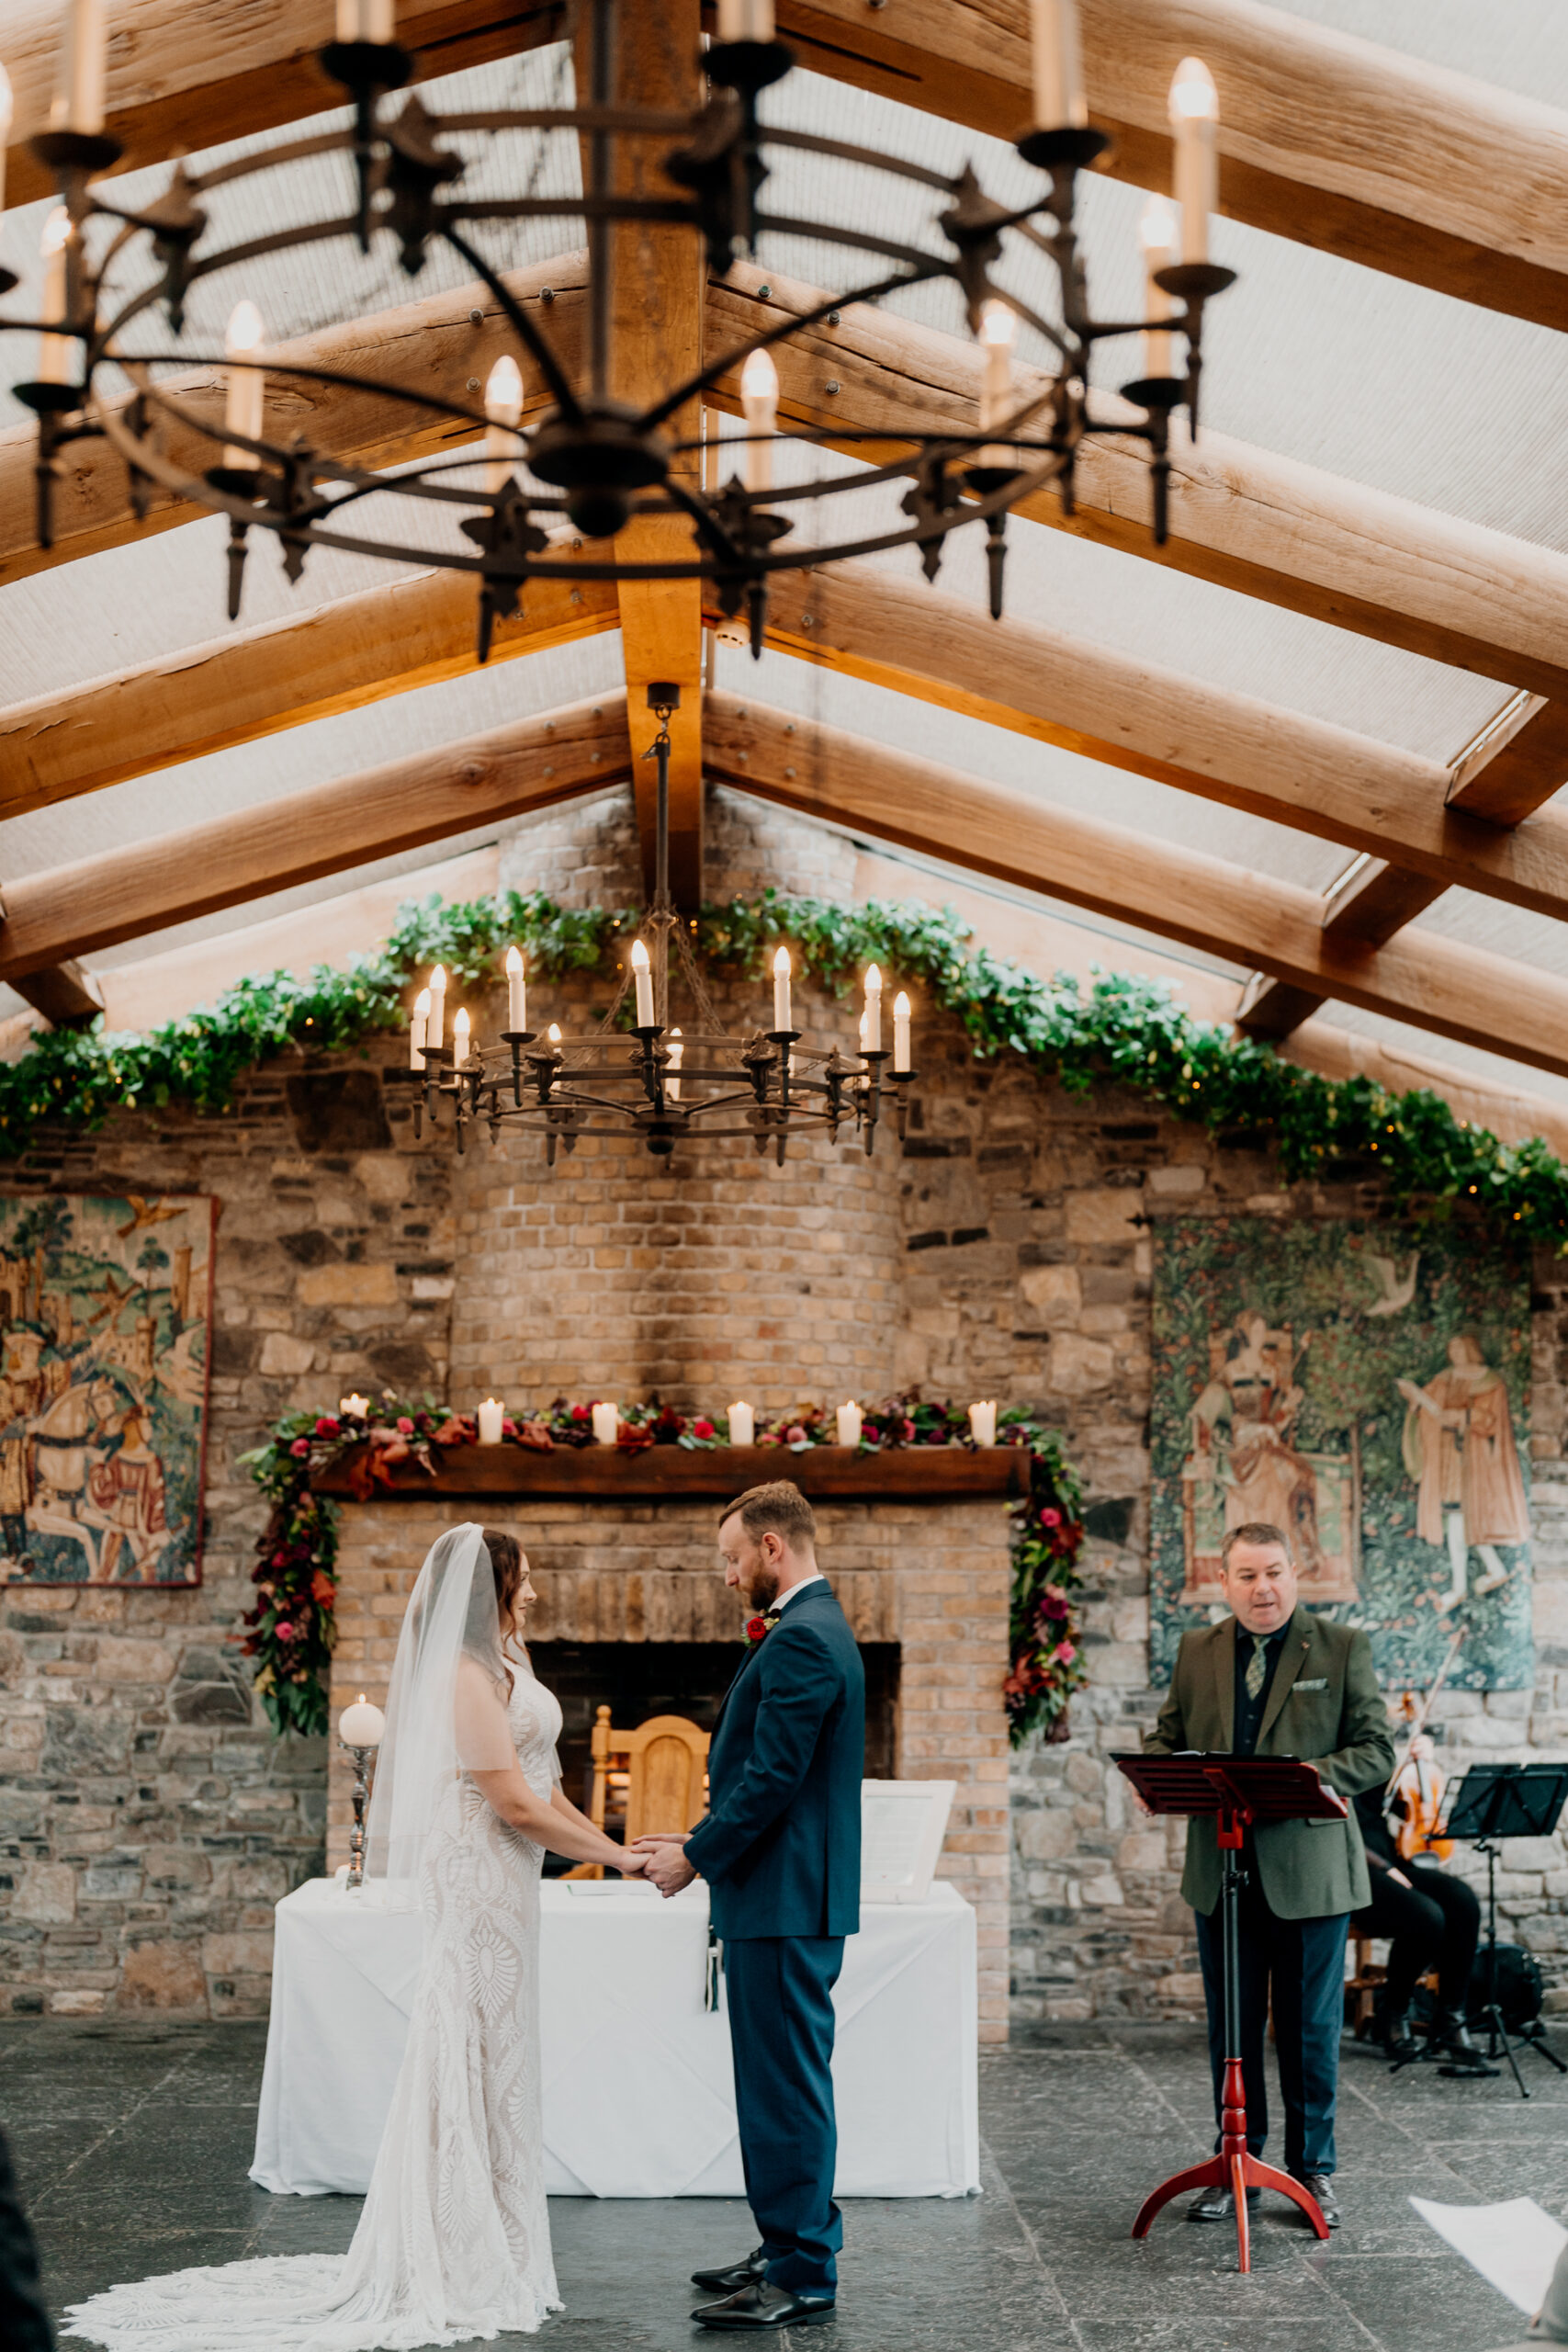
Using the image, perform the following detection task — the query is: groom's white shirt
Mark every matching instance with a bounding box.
[772,1571,824,1612]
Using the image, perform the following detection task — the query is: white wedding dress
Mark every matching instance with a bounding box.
[65,1530,565,2352]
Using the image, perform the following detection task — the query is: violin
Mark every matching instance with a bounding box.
[1385,1630,1465,1864]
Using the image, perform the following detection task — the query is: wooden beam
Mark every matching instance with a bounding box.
[8,959,104,1027]
[702,695,1568,1084]
[312,1440,1025,1500]
[0,695,628,980]
[731,561,1568,926]
[0,567,617,820]
[0,253,586,590]
[775,0,1568,334]
[3,2,564,213]
[591,0,705,905]
[706,266,1568,708]
[1238,694,1568,1039]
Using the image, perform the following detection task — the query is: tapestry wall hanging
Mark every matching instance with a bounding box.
[1150,1216,1533,1690]
[0,1193,215,1586]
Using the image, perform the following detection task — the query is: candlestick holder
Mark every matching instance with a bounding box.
[341,1739,377,1889]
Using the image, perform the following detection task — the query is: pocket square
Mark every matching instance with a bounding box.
[1292,1678,1329,1692]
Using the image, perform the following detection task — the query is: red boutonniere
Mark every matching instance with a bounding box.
[744,1612,781,1646]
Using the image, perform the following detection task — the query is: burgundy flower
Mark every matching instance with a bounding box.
[289,1438,310,1459]
[314,1416,340,1440]
[693,1418,716,1440]
[275,1621,296,1642]
[745,1615,769,1643]
[1040,1507,1062,1529]
[571,1403,591,1422]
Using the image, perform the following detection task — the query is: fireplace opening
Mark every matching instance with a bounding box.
[534,1639,901,1872]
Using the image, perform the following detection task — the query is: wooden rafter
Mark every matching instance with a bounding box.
[700,695,1568,1085]
[0,696,627,982]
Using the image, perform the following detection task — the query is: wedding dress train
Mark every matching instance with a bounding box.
[64,1551,565,2352]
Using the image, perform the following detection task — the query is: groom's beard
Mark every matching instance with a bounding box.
[739,1562,780,1614]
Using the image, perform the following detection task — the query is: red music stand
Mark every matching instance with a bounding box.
[1113,1754,1346,2272]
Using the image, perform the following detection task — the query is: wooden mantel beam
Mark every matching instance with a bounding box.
[701,695,1568,1086]
[0,695,628,982]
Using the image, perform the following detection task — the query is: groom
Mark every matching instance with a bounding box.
[638,1479,864,2331]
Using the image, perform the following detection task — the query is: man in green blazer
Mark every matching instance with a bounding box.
[1145,1521,1393,2229]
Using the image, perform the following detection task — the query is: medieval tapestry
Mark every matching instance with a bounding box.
[0,1193,215,1586]
[1150,1216,1532,1690]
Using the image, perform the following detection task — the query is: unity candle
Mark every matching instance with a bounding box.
[222,300,265,470]
[37,209,72,386]
[893,991,911,1073]
[591,1400,618,1446]
[1139,196,1177,379]
[728,1401,755,1448]
[51,0,107,136]
[339,1393,369,1419]
[1169,56,1219,265]
[740,346,779,492]
[505,944,526,1033]
[410,987,430,1069]
[631,938,656,1027]
[772,945,792,1032]
[969,1400,998,1449]
[338,1693,386,1747]
[483,355,523,494]
[836,1400,863,1449]
[427,964,446,1051]
[477,1397,504,1445]
[1027,0,1086,130]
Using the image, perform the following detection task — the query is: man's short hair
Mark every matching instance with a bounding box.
[720,1479,817,1550]
[1221,1521,1292,1569]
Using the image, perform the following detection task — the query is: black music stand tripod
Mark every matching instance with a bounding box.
[1441,1762,1568,2100]
[1115,1754,1343,2274]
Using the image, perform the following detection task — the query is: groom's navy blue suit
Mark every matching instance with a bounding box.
[684,1577,864,2296]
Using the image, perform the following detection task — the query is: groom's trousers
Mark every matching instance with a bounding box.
[723,1934,845,2294]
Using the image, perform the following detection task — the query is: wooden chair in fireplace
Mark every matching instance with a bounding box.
[562,1706,711,1880]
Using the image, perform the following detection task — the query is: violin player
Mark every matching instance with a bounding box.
[1352,1777,1489,2071]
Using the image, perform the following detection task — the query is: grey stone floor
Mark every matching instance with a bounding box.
[5,2016,1566,2351]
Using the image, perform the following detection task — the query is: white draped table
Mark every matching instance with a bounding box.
[251,1876,978,2200]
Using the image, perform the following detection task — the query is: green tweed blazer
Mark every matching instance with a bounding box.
[1143,1608,1393,1921]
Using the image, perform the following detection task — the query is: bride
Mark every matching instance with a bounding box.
[65,1522,646,2350]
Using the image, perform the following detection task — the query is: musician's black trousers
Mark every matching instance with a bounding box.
[1355,1859,1479,2013]
[1194,1874,1348,2177]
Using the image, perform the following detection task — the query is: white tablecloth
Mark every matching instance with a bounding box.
[252,1877,978,2200]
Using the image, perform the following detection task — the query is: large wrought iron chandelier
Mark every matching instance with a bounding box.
[400,683,914,1165]
[2,0,1235,654]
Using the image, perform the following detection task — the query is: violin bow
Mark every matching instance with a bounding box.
[1383,1625,1466,1803]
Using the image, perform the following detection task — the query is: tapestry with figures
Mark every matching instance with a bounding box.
[0,1193,215,1586]
[1150,1216,1533,1690]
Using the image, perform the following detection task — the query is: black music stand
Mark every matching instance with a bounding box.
[1114,1754,1347,2273]
[1441,1762,1568,2098]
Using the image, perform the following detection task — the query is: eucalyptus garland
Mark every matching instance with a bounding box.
[5,883,1564,1244]
[236,1392,1086,1745]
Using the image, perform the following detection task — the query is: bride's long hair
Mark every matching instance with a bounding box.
[483,1527,525,1690]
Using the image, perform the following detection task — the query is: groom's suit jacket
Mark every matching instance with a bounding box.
[686,1578,864,1941]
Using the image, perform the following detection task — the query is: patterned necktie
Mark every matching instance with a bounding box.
[1245,1634,1268,1702]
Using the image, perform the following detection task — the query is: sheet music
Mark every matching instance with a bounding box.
[1411,2196,1567,2314]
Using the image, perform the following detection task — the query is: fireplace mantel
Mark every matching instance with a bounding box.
[311,1442,1027,1503]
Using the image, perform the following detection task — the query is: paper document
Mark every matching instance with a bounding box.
[1411,2196,1567,2314]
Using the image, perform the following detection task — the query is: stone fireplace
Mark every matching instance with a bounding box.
[324,1479,1014,2041]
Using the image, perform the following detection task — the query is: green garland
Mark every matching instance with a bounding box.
[237,1393,1086,1746]
[5,883,1565,1243]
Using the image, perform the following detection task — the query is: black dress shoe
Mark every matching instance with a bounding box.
[1187,2183,1259,2222]
[1292,2171,1340,2227]
[691,2247,768,2294]
[692,2280,836,2329]
[1430,2009,1500,2076]
[1378,2005,1420,2063]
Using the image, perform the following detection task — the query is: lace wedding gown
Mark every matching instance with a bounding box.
[64,1659,565,2352]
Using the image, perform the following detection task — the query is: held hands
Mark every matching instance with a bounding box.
[631,1831,699,1899]
[615,1851,649,1877]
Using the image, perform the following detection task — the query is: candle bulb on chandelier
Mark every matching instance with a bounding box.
[477,1396,504,1446]
[336,0,396,39]
[222,300,265,470]
[717,0,774,38]
[51,0,106,136]
[1168,55,1219,266]
[1138,197,1178,378]
[772,945,792,1032]
[977,300,1016,465]
[1027,0,1087,130]
[427,965,446,1051]
[739,346,779,492]
[0,68,13,216]
[505,944,526,1033]
[631,937,656,1027]
[893,990,911,1072]
[452,1006,470,1065]
[409,987,429,1069]
[667,1028,683,1100]
[37,208,73,386]
[863,964,883,1055]
[483,354,523,494]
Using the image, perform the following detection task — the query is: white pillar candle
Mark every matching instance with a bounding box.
[772,945,792,1031]
[337,0,396,38]
[1028,0,1086,130]
[893,990,911,1072]
[592,1400,619,1446]
[504,944,526,1033]
[51,0,106,137]
[863,964,883,1054]
[969,1400,998,1448]
[452,1006,470,1064]
[631,937,656,1026]
[0,67,14,217]
[667,1027,683,1101]
[718,0,773,36]
[483,353,523,494]
[427,965,446,1051]
[1138,196,1178,378]
[339,1393,369,1419]
[409,988,429,1069]
[836,1400,863,1449]
[338,1693,387,1747]
[1168,55,1219,266]
[728,1401,755,1448]
[477,1396,504,1445]
[38,208,72,387]
[222,300,265,469]
[739,346,778,492]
